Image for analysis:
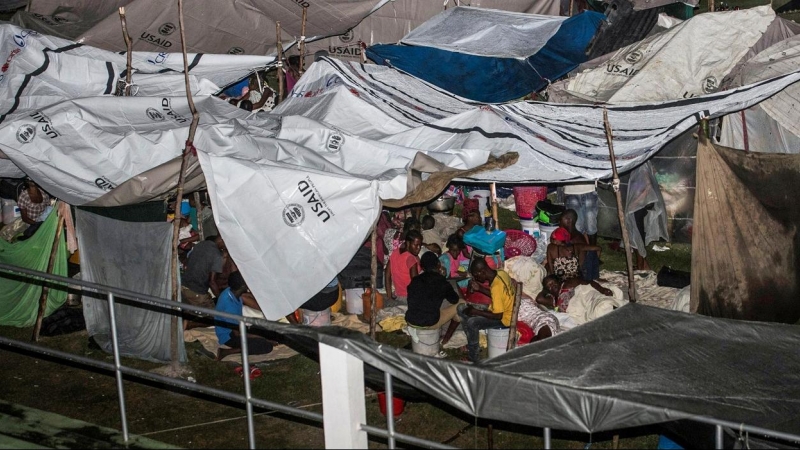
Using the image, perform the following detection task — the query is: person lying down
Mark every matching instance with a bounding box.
[536,274,627,327]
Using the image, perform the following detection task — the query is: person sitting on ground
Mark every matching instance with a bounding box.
[182,235,227,328]
[457,259,516,363]
[545,227,602,281]
[558,208,601,279]
[17,179,52,240]
[439,234,470,280]
[406,253,465,346]
[385,229,423,305]
[421,214,441,247]
[214,271,273,360]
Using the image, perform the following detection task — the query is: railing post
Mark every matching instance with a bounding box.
[543,427,551,449]
[385,372,396,449]
[319,343,367,449]
[715,424,724,449]
[239,321,256,449]
[106,292,129,442]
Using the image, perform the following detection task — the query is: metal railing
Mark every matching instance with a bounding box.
[1,262,799,449]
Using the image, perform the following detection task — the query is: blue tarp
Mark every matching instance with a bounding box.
[366,11,605,103]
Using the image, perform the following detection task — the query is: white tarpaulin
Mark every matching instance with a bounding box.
[563,6,775,103]
[396,7,566,59]
[18,0,391,55]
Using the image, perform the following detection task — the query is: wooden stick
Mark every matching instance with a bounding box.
[276,22,285,104]
[194,191,204,240]
[612,434,620,449]
[32,207,64,342]
[369,225,378,340]
[167,0,202,370]
[118,7,133,96]
[506,281,522,351]
[602,109,637,303]
[709,0,715,12]
[299,6,307,75]
[487,423,493,449]
[569,0,575,16]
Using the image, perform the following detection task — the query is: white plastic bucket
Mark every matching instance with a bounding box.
[487,328,510,358]
[539,224,559,247]
[345,288,365,315]
[411,328,441,356]
[519,218,540,237]
[1,198,20,225]
[468,190,491,219]
[301,307,331,327]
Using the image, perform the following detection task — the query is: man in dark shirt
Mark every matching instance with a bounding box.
[182,235,227,314]
[405,252,464,340]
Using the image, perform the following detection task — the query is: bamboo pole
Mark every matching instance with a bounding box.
[276,22,285,103]
[118,8,133,96]
[602,109,637,303]
[167,0,202,371]
[299,6,307,75]
[369,225,378,340]
[490,182,499,228]
[32,207,64,341]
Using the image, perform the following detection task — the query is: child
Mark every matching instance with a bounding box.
[385,230,423,305]
[439,234,470,280]
[421,215,441,247]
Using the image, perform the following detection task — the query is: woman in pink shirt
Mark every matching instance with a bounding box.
[385,230,423,304]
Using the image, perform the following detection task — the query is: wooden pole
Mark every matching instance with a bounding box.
[276,22,285,103]
[299,6,308,75]
[167,0,202,371]
[32,207,64,341]
[193,191,204,240]
[119,7,133,96]
[490,182,499,227]
[708,0,715,12]
[506,281,522,351]
[569,0,575,16]
[602,109,637,303]
[369,225,378,340]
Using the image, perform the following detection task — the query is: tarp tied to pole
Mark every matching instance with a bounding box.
[77,209,186,362]
[692,140,800,323]
[0,211,67,327]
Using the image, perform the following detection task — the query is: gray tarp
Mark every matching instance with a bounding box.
[77,209,186,362]
[270,303,800,434]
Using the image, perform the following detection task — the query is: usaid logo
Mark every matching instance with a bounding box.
[339,30,354,44]
[16,124,36,143]
[326,133,343,152]
[624,50,643,64]
[283,203,305,227]
[228,47,244,55]
[13,29,36,47]
[703,76,718,94]
[158,23,176,36]
[146,107,165,121]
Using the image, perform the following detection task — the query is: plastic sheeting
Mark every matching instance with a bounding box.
[624,161,668,257]
[76,209,186,362]
[691,140,800,324]
[564,7,775,103]
[258,303,800,435]
[17,0,391,55]
[367,9,604,102]
[0,210,66,327]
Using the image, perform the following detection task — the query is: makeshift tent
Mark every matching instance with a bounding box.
[692,139,800,323]
[2,32,800,318]
[0,211,67,327]
[305,0,561,64]
[254,303,800,435]
[77,209,186,362]
[366,8,605,102]
[14,0,392,55]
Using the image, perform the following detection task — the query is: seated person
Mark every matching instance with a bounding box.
[439,234,470,280]
[406,253,464,345]
[385,230,423,304]
[17,179,52,240]
[536,274,624,326]
[456,210,482,238]
[457,259,516,363]
[182,235,227,329]
[559,209,601,280]
[545,227,601,280]
[214,271,273,360]
[421,215,441,247]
